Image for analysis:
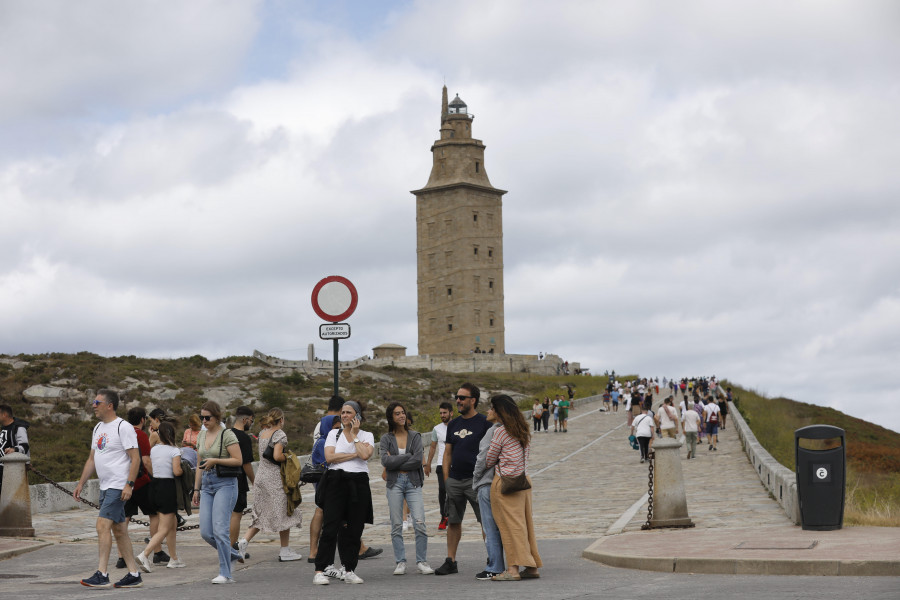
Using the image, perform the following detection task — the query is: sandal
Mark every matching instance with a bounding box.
[492,572,521,581]
[519,570,540,579]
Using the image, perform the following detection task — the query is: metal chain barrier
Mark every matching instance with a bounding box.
[26,464,250,531]
[641,448,655,530]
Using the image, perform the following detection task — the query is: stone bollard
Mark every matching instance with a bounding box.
[649,437,694,528]
[0,452,36,537]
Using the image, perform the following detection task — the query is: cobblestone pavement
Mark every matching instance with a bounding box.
[25,397,790,551]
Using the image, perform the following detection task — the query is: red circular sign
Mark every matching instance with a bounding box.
[311,276,358,322]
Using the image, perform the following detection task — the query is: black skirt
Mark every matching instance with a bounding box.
[150,478,178,514]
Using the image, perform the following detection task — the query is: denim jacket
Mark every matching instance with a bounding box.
[379,430,425,488]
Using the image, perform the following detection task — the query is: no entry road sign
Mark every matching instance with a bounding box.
[311,276,358,322]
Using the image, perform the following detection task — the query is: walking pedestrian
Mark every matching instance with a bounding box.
[237,408,304,562]
[193,401,245,584]
[135,421,185,571]
[631,405,655,463]
[683,399,701,459]
[531,399,543,432]
[540,397,551,432]
[229,406,255,555]
[75,390,143,589]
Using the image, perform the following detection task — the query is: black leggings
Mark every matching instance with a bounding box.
[637,436,651,460]
[533,416,542,431]
[315,471,372,573]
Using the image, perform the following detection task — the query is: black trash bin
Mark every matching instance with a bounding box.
[795,424,845,531]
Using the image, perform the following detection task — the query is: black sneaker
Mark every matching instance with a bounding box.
[114,573,143,588]
[153,550,170,564]
[115,557,126,569]
[81,571,112,588]
[434,557,458,575]
[176,513,186,528]
[358,546,383,560]
[475,570,496,580]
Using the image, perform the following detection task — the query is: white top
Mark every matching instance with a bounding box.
[325,428,374,473]
[683,410,701,433]
[633,414,655,437]
[658,405,680,430]
[430,422,447,464]
[704,403,721,420]
[92,418,138,491]
[150,445,182,479]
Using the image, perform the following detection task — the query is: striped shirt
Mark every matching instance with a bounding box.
[485,425,530,477]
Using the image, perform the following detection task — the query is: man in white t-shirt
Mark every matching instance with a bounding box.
[703,397,721,451]
[656,397,681,439]
[683,400,702,459]
[74,390,142,589]
[424,402,453,530]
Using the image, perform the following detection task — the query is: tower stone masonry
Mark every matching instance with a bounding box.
[411,86,507,356]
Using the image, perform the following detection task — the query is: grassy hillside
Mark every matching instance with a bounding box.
[725,381,900,526]
[0,352,612,485]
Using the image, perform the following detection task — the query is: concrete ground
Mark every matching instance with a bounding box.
[2,395,898,596]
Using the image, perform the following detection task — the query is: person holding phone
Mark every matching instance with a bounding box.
[192,401,244,584]
[313,401,374,585]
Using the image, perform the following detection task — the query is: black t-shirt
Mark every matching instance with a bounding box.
[445,412,490,480]
[231,428,254,493]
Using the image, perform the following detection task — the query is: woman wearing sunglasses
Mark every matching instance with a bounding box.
[192,401,244,584]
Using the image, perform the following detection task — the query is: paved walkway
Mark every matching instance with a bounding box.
[2,397,899,586]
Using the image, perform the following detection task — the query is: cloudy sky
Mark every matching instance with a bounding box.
[2,1,898,432]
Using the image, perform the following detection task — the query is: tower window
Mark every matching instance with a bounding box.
[489,318,494,327]
[450,131,455,138]
[489,280,494,293]
[448,323,453,332]
[473,213,478,222]
[488,247,494,261]
[475,162,480,173]
[473,246,479,258]
[447,287,452,297]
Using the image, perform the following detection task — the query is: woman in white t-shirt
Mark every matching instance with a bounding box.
[313,401,374,586]
[136,422,184,571]
[631,406,656,463]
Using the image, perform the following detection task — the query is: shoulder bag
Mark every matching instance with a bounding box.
[214,431,241,478]
[498,439,532,495]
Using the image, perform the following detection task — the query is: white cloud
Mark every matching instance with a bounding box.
[1,0,898,432]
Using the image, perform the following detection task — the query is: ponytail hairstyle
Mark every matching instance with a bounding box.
[157,421,177,447]
[258,407,284,429]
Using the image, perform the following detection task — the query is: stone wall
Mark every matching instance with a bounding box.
[729,401,801,525]
[253,349,568,376]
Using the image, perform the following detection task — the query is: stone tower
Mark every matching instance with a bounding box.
[412,86,507,355]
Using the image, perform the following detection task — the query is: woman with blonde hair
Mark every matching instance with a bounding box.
[236,408,304,562]
[485,395,542,581]
[181,414,202,468]
[192,401,244,584]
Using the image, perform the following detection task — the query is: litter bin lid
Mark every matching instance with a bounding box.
[795,424,845,440]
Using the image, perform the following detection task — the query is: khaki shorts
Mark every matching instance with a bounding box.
[661,428,678,439]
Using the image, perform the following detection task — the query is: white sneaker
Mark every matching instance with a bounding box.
[417,561,434,574]
[166,559,186,569]
[324,564,345,580]
[343,571,364,584]
[237,538,249,557]
[313,572,330,585]
[211,575,234,584]
[135,553,152,573]
[278,548,303,562]
[393,562,407,575]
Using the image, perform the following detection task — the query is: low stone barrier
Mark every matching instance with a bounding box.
[728,401,801,525]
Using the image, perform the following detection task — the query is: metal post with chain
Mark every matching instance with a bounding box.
[641,448,655,530]
[26,464,250,531]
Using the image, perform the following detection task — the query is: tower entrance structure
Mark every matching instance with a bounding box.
[412,87,507,355]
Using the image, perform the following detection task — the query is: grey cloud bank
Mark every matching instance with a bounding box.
[1,1,898,433]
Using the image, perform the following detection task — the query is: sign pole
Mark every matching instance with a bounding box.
[333,338,339,397]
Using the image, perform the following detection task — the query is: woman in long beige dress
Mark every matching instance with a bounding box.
[236,408,303,562]
[485,394,542,581]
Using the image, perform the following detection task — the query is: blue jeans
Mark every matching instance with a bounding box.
[199,471,241,578]
[386,473,427,564]
[477,484,505,573]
